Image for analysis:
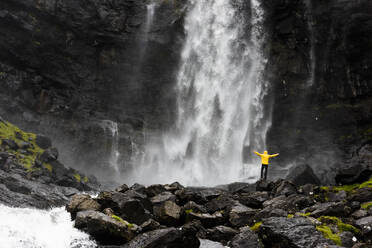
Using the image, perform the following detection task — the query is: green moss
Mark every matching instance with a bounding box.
[43,163,53,173]
[185,209,193,214]
[287,214,294,218]
[361,201,372,210]
[250,222,262,232]
[326,103,353,110]
[73,173,81,182]
[299,212,311,217]
[316,225,342,246]
[111,215,134,229]
[0,121,45,170]
[83,176,89,183]
[317,216,359,235]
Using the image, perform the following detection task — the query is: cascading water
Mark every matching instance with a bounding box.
[129,0,270,186]
[305,0,316,87]
[101,120,120,173]
[0,204,96,248]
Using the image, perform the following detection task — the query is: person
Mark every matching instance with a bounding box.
[254,150,279,180]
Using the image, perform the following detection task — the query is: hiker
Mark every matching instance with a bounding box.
[254,150,279,180]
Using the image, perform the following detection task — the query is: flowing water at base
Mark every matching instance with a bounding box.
[0,204,96,248]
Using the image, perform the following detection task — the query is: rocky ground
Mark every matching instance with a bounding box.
[67,177,372,248]
[0,116,99,208]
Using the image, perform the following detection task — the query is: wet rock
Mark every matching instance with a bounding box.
[286,164,321,186]
[2,139,18,150]
[340,231,355,248]
[351,209,368,219]
[97,190,152,225]
[262,195,297,212]
[66,194,101,220]
[140,219,162,233]
[39,147,58,163]
[205,226,239,245]
[122,227,200,248]
[205,194,238,213]
[115,184,129,193]
[335,164,372,185]
[229,204,257,227]
[255,180,272,191]
[130,183,146,194]
[238,191,269,209]
[165,182,184,192]
[153,200,181,226]
[150,191,177,205]
[348,188,372,203]
[183,201,207,213]
[230,226,263,248]
[355,216,372,243]
[259,217,331,248]
[308,202,351,218]
[199,188,225,200]
[272,180,297,197]
[75,210,136,245]
[186,211,225,228]
[35,135,52,149]
[175,188,207,205]
[254,207,288,221]
[145,184,166,197]
[328,190,348,202]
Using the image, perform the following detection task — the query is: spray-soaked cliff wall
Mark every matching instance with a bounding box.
[265,0,372,183]
[0,0,186,182]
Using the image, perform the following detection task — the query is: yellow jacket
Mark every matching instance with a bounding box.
[254,151,279,165]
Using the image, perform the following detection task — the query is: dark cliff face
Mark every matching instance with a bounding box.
[0,0,186,181]
[0,0,371,184]
[264,0,372,183]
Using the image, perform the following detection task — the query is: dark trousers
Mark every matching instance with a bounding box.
[260,164,268,180]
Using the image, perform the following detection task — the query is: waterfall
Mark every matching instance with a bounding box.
[305,0,316,87]
[101,120,120,173]
[0,204,96,248]
[130,0,270,186]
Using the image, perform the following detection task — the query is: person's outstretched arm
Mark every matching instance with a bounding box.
[254,151,262,157]
[269,153,279,158]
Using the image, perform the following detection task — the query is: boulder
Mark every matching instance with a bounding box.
[97,190,152,225]
[339,231,355,248]
[39,147,58,163]
[229,204,257,227]
[262,195,297,211]
[183,201,207,213]
[205,226,239,245]
[259,217,331,248]
[153,200,181,226]
[328,190,348,202]
[335,164,372,185]
[272,180,297,197]
[348,188,372,203]
[130,183,146,194]
[122,228,200,248]
[355,216,372,243]
[254,207,288,221]
[175,188,207,205]
[2,139,18,150]
[286,164,321,186]
[351,210,368,219]
[186,211,225,228]
[145,184,166,197]
[307,202,351,218]
[150,192,177,205]
[35,135,52,149]
[75,210,136,245]
[165,182,184,192]
[238,191,269,209]
[205,194,238,213]
[66,194,101,220]
[115,184,129,193]
[230,227,263,248]
[255,180,272,191]
[140,219,162,233]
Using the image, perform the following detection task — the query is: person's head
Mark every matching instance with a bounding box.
[264,150,268,154]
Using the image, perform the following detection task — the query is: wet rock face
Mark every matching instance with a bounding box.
[0,0,186,182]
[265,0,372,184]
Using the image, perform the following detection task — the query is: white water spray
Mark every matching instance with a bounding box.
[101,120,120,173]
[130,0,270,186]
[0,204,96,248]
